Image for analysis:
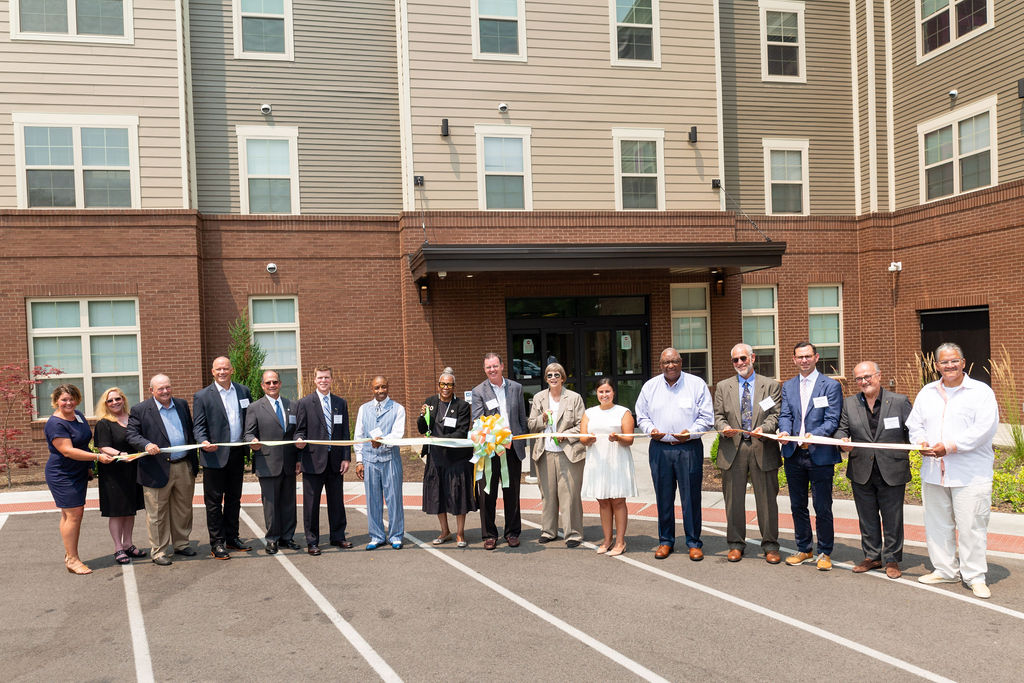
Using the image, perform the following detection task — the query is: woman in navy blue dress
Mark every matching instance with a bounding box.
[44,384,114,575]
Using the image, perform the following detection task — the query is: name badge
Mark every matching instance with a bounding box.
[443,416,457,428]
[883,416,900,430]
[758,396,776,411]
[75,414,85,423]
[288,414,297,424]
[485,399,499,411]
[812,396,829,409]
[333,414,344,425]
[370,428,383,439]
[239,398,250,408]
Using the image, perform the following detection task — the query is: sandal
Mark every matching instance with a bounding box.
[126,545,148,558]
[114,549,131,565]
[432,533,453,545]
[65,558,93,575]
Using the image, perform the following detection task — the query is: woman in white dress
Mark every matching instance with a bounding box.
[580,378,637,556]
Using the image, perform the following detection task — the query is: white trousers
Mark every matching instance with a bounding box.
[921,480,991,585]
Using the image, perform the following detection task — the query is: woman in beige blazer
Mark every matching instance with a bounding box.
[527,363,586,546]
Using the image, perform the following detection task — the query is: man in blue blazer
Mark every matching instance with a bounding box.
[777,341,843,571]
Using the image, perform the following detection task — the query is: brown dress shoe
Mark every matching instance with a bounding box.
[727,549,742,562]
[765,551,781,564]
[506,535,520,548]
[483,538,497,550]
[654,544,672,559]
[885,562,902,579]
[689,547,704,561]
[852,558,883,573]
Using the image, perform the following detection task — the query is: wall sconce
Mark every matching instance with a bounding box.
[441,118,450,136]
[1018,79,1024,98]
[688,126,698,143]
[417,278,430,305]
[711,269,725,296]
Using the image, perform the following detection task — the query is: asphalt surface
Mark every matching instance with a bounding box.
[2,499,1023,683]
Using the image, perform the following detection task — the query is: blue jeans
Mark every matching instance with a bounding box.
[649,440,703,548]
[784,450,835,555]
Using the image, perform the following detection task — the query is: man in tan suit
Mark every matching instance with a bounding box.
[713,343,783,564]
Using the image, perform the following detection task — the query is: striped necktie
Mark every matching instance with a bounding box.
[322,394,332,438]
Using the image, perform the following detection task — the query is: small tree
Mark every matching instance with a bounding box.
[227,311,267,402]
[0,362,61,488]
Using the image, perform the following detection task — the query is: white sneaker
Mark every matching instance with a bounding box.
[525,475,538,484]
[970,582,991,599]
[918,571,959,585]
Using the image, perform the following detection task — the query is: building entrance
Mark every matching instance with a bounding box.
[919,306,991,385]
[506,296,650,411]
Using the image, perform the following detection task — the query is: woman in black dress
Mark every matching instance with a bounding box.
[418,368,476,547]
[93,387,146,565]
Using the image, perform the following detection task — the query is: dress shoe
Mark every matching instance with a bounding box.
[566,539,581,548]
[366,541,382,550]
[391,542,402,550]
[727,549,742,562]
[765,551,781,564]
[330,540,354,549]
[279,539,302,550]
[537,535,556,544]
[816,553,832,571]
[307,545,321,556]
[688,547,704,561]
[226,537,252,551]
[785,551,815,566]
[211,543,231,560]
[654,544,672,559]
[483,538,497,550]
[852,558,882,573]
[918,571,958,584]
[885,562,902,579]
[174,546,197,557]
[970,581,991,599]
[265,541,278,555]
[152,556,172,566]
[507,535,520,548]
[608,544,626,557]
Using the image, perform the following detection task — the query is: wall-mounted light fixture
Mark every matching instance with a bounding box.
[688,126,698,143]
[711,269,725,296]
[417,278,430,305]
[441,118,450,136]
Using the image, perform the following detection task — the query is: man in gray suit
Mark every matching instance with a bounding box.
[471,352,528,550]
[713,343,783,564]
[835,360,912,579]
[244,370,300,555]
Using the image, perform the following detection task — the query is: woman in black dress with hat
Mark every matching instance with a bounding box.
[94,387,146,564]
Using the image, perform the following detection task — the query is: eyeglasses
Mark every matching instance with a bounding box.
[438,382,455,388]
[854,373,879,383]
[545,373,562,379]
[731,356,748,364]
[263,380,280,386]
[106,397,123,403]
[661,359,682,366]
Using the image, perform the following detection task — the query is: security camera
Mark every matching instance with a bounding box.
[497,102,509,113]
[888,261,902,273]
[260,103,272,115]
[948,89,957,99]
[266,262,277,274]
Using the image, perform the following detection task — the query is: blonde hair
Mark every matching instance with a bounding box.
[94,387,129,422]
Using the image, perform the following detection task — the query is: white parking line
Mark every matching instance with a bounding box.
[121,563,155,683]
[238,509,401,683]
[0,514,7,531]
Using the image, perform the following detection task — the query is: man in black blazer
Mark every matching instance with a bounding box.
[126,374,200,566]
[471,352,528,550]
[294,364,352,555]
[835,361,912,579]
[193,356,253,559]
[244,370,300,554]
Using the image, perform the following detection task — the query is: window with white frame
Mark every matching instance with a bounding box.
[250,297,300,400]
[741,286,779,379]
[759,0,805,83]
[12,113,140,209]
[613,128,665,210]
[233,0,294,60]
[475,125,532,210]
[808,285,842,376]
[670,285,711,383]
[236,126,300,214]
[28,299,142,417]
[762,138,808,215]
[918,95,997,203]
[11,0,134,43]
[917,0,992,60]
[610,0,660,67]
[471,0,526,61]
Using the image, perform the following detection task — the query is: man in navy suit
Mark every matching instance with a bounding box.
[294,364,352,555]
[777,341,843,571]
[126,374,200,566]
[193,356,253,559]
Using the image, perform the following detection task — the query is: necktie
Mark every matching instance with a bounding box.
[275,399,285,429]
[322,394,332,438]
[741,380,752,432]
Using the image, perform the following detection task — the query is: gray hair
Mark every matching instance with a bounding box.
[439,367,455,383]
[935,342,964,359]
[731,343,753,357]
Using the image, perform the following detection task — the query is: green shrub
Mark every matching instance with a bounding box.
[709,434,719,468]
[993,468,1024,512]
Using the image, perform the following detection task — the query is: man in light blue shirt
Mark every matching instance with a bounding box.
[635,347,714,561]
[353,376,406,550]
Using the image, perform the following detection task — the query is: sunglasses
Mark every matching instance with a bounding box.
[438,382,455,388]
[546,373,562,379]
[106,397,123,403]
[731,356,748,364]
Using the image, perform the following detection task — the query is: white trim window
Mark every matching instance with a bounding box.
[28,298,143,417]
[759,0,805,83]
[10,0,134,44]
[916,0,993,61]
[609,0,661,67]
[236,125,300,214]
[670,284,711,383]
[762,138,809,215]
[12,113,140,209]
[917,95,997,203]
[471,0,527,61]
[233,0,294,61]
[808,285,843,376]
[475,125,532,210]
[612,128,665,210]
[250,297,301,400]
[741,286,779,379]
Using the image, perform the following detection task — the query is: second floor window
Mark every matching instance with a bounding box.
[918,96,996,202]
[476,125,532,210]
[236,126,300,214]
